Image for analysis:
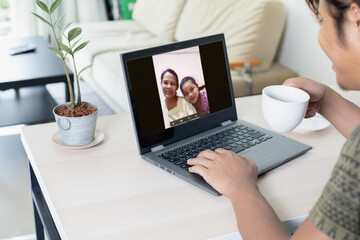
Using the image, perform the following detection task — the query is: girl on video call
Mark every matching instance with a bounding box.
[180,76,210,116]
[161,69,196,123]
[187,0,360,239]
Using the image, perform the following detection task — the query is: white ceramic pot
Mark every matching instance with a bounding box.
[53,102,98,146]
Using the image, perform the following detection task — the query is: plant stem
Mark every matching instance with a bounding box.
[73,56,82,105]
[68,46,81,105]
[49,13,75,109]
[66,38,81,105]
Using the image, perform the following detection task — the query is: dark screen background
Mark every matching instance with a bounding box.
[126,41,233,137]
[127,57,165,136]
[200,41,233,113]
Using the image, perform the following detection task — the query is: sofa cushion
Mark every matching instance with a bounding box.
[231,63,298,97]
[250,63,298,95]
[175,0,286,72]
[75,20,171,73]
[91,51,130,112]
[132,0,187,41]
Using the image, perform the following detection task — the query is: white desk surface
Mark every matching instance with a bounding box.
[21,87,360,240]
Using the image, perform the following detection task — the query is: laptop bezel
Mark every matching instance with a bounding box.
[121,34,238,155]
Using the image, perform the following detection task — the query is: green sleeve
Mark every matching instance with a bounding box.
[309,124,360,240]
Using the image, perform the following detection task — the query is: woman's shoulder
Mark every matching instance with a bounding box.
[177,96,189,103]
[336,123,360,182]
[177,96,186,104]
[349,122,360,139]
[178,96,196,112]
[308,123,360,240]
[200,88,208,97]
[177,96,191,107]
[343,123,360,159]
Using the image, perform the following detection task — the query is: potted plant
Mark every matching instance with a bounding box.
[32,0,98,146]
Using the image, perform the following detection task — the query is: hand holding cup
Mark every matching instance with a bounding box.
[262,85,310,132]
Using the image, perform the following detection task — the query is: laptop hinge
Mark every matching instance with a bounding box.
[221,120,232,126]
[151,145,165,152]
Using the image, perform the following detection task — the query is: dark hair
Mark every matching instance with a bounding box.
[180,76,199,94]
[306,0,360,42]
[161,68,179,88]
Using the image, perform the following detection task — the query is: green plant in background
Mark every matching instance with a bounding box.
[0,0,8,8]
[32,0,91,110]
[120,0,136,19]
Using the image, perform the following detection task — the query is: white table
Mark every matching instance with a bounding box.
[21,87,359,239]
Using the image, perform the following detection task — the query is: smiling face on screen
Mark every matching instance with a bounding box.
[161,70,178,99]
[181,80,200,104]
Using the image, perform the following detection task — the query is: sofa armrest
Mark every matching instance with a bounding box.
[229,59,262,96]
[229,59,262,69]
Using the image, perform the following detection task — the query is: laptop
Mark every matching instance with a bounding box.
[121,34,311,196]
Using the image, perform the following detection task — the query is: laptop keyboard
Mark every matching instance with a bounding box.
[159,125,273,171]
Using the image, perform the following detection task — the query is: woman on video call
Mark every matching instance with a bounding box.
[180,76,210,116]
[161,69,196,123]
[187,0,360,239]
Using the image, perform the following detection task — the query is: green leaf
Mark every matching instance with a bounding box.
[59,42,73,55]
[63,22,72,31]
[49,47,64,58]
[74,41,89,53]
[54,14,65,27]
[31,12,51,26]
[50,0,62,14]
[71,38,82,49]
[68,27,82,41]
[78,65,92,77]
[36,0,49,13]
[57,22,71,40]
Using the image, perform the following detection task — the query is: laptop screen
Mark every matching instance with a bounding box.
[122,34,237,153]
[154,46,210,129]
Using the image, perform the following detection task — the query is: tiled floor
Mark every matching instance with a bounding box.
[0,81,114,239]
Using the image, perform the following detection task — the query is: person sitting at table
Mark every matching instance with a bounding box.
[180,76,210,116]
[187,0,360,239]
[161,69,196,123]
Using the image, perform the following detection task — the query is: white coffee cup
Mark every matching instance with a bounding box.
[262,85,310,132]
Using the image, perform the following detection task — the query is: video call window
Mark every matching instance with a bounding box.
[153,47,211,129]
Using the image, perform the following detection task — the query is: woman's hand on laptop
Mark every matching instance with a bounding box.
[187,148,259,199]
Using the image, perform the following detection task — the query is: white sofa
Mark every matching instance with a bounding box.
[74,0,297,113]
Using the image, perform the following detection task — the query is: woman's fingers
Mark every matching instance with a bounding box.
[197,149,219,160]
[283,77,304,89]
[188,164,208,177]
[306,109,317,118]
[214,148,228,154]
[187,157,213,169]
[188,149,224,174]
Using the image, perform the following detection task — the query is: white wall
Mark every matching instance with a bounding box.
[277,0,336,85]
[9,0,107,38]
[75,0,107,23]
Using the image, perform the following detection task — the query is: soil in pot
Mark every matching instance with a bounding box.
[55,103,97,117]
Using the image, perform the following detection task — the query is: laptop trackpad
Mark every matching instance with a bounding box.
[239,150,275,173]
